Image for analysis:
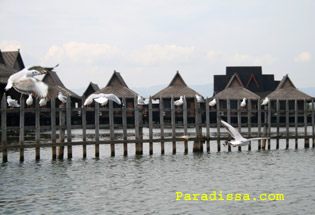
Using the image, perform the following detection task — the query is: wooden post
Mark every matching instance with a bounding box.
[286,100,289,149]
[149,97,153,155]
[95,102,100,158]
[227,99,231,152]
[257,99,261,150]
[216,99,221,152]
[51,99,57,160]
[247,99,251,151]
[35,98,40,161]
[122,97,128,156]
[159,96,165,154]
[205,97,210,152]
[66,96,72,159]
[109,100,115,156]
[183,96,188,153]
[171,96,176,154]
[267,100,271,150]
[276,99,280,149]
[237,99,242,151]
[304,99,309,148]
[82,97,87,158]
[1,95,7,163]
[134,96,142,155]
[58,104,65,160]
[19,96,25,162]
[312,99,315,148]
[193,97,203,152]
[262,103,267,150]
[294,100,298,149]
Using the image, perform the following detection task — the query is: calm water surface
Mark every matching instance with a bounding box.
[1,140,315,215]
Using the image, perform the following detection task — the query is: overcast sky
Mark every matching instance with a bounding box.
[1,0,314,92]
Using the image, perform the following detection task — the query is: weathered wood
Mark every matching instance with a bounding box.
[35,98,40,160]
[134,96,142,155]
[19,97,25,162]
[159,96,165,154]
[257,99,261,150]
[294,100,298,149]
[193,97,203,153]
[261,103,267,150]
[247,99,251,151]
[183,96,188,153]
[109,100,115,156]
[227,99,231,152]
[66,96,72,159]
[276,99,280,149]
[95,102,100,158]
[312,99,315,148]
[58,104,65,160]
[286,100,289,149]
[267,100,271,150]
[1,94,7,162]
[81,97,87,158]
[304,99,309,148]
[51,99,57,159]
[237,99,241,152]
[122,97,128,156]
[216,99,221,152]
[148,96,153,155]
[171,96,176,154]
[205,97,210,152]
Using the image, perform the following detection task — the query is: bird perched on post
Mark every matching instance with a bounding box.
[240,98,247,109]
[195,94,204,105]
[39,98,47,108]
[58,92,67,106]
[7,96,20,109]
[174,96,184,111]
[261,97,270,106]
[26,94,33,108]
[137,95,145,106]
[209,98,216,110]
[5,64,59,100]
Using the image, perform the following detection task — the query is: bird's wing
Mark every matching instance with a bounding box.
[94,96,108,104]
[248,137,269,141]
[28,64,59,74]
[221,120,243,140]
[14,78,49,98]
[104,94,121,105]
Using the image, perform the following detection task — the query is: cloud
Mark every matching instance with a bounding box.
[0,40,22,51]
[294,52,311,63]
[129,44,195,65]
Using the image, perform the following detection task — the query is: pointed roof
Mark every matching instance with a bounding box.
[82,82,100,98]
[152,71,202,99]
[214,73,260,100]
[266,75,312,100]
[1,50,25,70]
[42,71,80,99]
[96,71,138,98]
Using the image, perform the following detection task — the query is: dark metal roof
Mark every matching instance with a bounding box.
[152,71,202,99]
[96,71,138,98]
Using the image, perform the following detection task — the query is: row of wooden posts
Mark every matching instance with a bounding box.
[1,94,315,162]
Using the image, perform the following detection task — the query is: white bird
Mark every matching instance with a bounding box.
[240,98,247,108]
[174,96,184,106]
[221,120,269,147]
[7,96,20,109]
[209,98,216,109]
[58,92,67,105]
[261,97,270,106]
[137,95,145,106]
[5,64,59,99]
[26,94,33,107]
[39,98,47,108]
[195,94,204,104]
[84,93,121,107]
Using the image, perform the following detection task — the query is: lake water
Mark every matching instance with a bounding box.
[1,133,315,214]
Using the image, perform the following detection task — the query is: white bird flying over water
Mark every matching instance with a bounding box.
[221,120,269,147]
[261,97,270,106]
[7,96,20,108]
[84,93,121,107]
[5,64,59,99]
[26,94,33,107]
[240,98,247,108]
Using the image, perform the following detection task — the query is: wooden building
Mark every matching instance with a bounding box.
[82,82,100,99]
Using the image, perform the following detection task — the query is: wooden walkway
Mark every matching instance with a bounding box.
[1,95,315,162]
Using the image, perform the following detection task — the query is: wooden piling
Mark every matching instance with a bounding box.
[35,98,40,161]
[134,96,143,155]
[1,95,7,163]
[171,96,176,154]
[205,97,210,152]
[312,99,315,148]
[95,102,100,158]
[286,100,289,149]
[109,100,115,156]
[66,96,72,159]
[237,99,241,152]
[81,97,87,158]
[19,97,25,162]
[193,97,203,153]
[304,99,309,148]
[183,96,188,153]
[122,97,128,156]
[58,104,65,160]
[262,104,267,150]
[276,99,280,149]
[159,96,165,154]
[148,97,153,155]
[247,99,251,151]
[51,99,57,159]
[216,99,221,152]
[257,99,261,150]
[227,99,231,152]
[294,100,298,149]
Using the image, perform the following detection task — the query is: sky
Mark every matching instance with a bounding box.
[0,0,314,95]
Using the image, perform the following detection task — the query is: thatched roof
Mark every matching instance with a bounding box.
[152,71,202,99]
[82,82,100,97]
[214,73,260,100]
[42,71,81,99]
[95,71,138,98]
[266,75,312,100]
[1,50,25,70]
[0,63,17,84]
